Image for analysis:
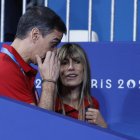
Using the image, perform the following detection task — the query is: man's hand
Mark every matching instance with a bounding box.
[36,51,60,81]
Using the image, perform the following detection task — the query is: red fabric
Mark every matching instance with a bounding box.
[0,44,37,104]
[55,96,99,119]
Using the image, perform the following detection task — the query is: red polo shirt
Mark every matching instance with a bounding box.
[55,96,99,119]
[0,44,37,104]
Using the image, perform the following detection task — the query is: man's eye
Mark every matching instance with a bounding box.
[52,41,60,47]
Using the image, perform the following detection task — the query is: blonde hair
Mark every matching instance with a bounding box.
[56,43,94,120]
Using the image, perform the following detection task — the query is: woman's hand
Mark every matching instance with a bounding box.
[85,108,107,128]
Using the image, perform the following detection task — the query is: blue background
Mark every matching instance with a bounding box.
[1,0,140,139]
[48,0,140,41]
[33,42,140,139]
[1,42,140,139]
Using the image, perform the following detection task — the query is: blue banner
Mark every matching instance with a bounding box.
[1,42,140,138]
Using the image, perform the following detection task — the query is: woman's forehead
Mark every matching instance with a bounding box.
[64,54,80,59]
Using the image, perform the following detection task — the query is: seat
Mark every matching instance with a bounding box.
[62,30,99,42]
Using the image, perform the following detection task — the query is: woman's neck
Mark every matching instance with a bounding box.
[61,86,81,109]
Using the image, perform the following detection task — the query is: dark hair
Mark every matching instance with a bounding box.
[16,6,66,39]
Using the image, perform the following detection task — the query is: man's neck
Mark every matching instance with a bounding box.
[11,38,31,63]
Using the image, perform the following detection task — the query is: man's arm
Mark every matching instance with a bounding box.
[35,51,59,110]
[38,82,55,110]
[30,82,56,110]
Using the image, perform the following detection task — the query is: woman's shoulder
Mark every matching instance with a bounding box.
[91,96,100,109]
[84,96,100,110]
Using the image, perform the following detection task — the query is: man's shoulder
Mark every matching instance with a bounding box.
[0,53,12,63]
[0,54,20,76]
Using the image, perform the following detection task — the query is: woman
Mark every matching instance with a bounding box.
[55,43,107,128]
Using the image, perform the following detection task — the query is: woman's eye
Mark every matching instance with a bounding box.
[74,59,81,64]
[61,60,68,65]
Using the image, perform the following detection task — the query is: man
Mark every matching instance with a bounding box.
[0,6,66,110]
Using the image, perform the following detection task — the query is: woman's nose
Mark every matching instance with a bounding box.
[68,62,74,70]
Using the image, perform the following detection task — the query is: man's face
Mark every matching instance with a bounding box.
[32,29,63,64]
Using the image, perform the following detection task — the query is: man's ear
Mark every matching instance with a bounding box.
[31,28,41,43]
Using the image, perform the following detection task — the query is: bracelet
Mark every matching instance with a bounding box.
[41,79,56,84]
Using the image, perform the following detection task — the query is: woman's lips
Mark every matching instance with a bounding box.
[65,74,78,79]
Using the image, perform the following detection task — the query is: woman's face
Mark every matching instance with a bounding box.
[60,56,84,87]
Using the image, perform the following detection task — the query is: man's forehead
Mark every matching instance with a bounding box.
[52,29,63,37]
